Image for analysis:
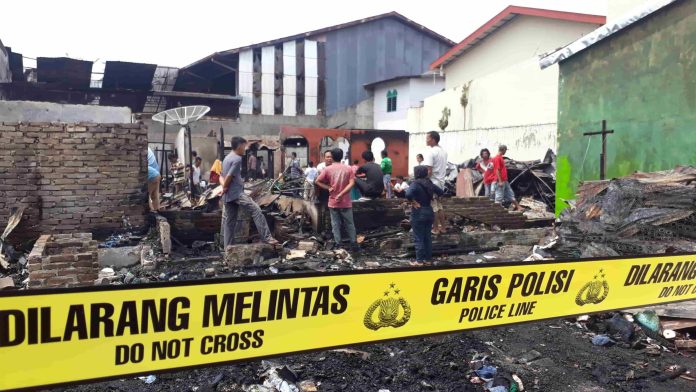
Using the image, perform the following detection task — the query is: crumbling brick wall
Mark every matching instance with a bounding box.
[0,122,148,243]
[27,233,99,288]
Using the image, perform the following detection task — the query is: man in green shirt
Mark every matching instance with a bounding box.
[381,150,393,198]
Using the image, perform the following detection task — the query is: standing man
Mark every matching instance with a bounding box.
[258,156,267,178]
[288,152,302,179]
[354,151,384,199]
[380,150,393,198]
[221,136,279,247]
[247,153,258,181]
[303,161,318,201]
[193,156,202,190]
[315,148,358,251]
[492,145,521,211]
[423,131,448,234]
[146,147,161,212]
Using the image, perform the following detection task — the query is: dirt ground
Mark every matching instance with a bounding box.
[57,318,696,392]
[46,250,695,392]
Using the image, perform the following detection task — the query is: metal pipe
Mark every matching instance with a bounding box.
[160,113,167,177]
[219,126,225,160]
[187,125,194,195]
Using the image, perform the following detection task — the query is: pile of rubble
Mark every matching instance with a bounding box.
[554,166,696,258]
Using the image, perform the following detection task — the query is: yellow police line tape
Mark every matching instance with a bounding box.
[1,253,695,391]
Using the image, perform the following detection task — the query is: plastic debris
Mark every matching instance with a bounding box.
[592,335,615,346]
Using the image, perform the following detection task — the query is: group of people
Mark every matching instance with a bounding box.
[474,144,521,211]
[147,131,520,266]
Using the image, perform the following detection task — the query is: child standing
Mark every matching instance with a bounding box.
[406,165,444,263]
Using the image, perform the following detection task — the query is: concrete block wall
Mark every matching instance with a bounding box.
[0,122,148,242]
[27,233,99,288]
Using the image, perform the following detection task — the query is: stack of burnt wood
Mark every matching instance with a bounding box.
[554,166,696,258]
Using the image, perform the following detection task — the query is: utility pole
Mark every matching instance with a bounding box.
[583,120,614,180]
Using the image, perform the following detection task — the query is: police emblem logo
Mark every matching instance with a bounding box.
[575,268,610,306]
[363,283,411,330]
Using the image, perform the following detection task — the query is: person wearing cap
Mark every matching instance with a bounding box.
[492,145,521,211]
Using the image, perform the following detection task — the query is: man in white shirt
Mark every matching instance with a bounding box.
[192,156,202,194]
[304,161,319,201]
[423,130,448,234]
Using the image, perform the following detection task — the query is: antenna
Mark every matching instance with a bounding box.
[153,106,210,194]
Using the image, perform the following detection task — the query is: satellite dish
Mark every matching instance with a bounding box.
[152,106,211,191]
[152,105,210,125]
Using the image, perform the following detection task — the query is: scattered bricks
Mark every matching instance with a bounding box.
[225,244,278,267]
[0,277,14,290]
[297,241,318,252]
[47,254,76,263]
[157,216,172,255]
[140,245,156,270]
[28,233,99,288]
[379,238,404,251]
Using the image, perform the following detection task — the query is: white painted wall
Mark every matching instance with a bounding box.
[283,41,297,116]
[407,123,557,173]
[261,46,275,115]
[0,43,10,83]
[238,50,253,115]
[408,16,601,132]
[373,77,444,130]
[305,39,318,115]
[444,16,600,89]
[373,79,411,130]
[608,0,652,21]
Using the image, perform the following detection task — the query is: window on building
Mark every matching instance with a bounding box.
[386,90,398,112]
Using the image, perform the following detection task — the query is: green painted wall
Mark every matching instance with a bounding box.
[556,0,696,214]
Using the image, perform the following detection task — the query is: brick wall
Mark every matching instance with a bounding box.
[0,122,148,243]
[27,233,99,288]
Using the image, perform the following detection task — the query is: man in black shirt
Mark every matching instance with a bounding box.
[354,151,384,199]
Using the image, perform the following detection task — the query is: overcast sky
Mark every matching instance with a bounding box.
[1,0,606,70]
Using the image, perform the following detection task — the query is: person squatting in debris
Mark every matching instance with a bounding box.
[492,145,522,211]
[476,148,496,200]
[304,161,318,201]
[354,151,385,200]
[393,176,409,198]
[381,150,393,198]
[315,148,359,251]
[423,130,448,234]
[146,147,161,211]
[221,136,279,247]
[406,165,444,263]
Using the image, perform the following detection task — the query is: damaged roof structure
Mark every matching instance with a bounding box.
[0,49,242,117]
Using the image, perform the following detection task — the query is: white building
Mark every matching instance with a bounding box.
[406,6,605,168]
[364,74,445,130]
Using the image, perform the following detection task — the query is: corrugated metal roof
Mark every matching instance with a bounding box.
[182,11,456,70]
[539,0,681,69]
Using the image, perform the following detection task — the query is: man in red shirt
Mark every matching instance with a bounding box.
[316,148,358,251]
[492,145,521,211]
